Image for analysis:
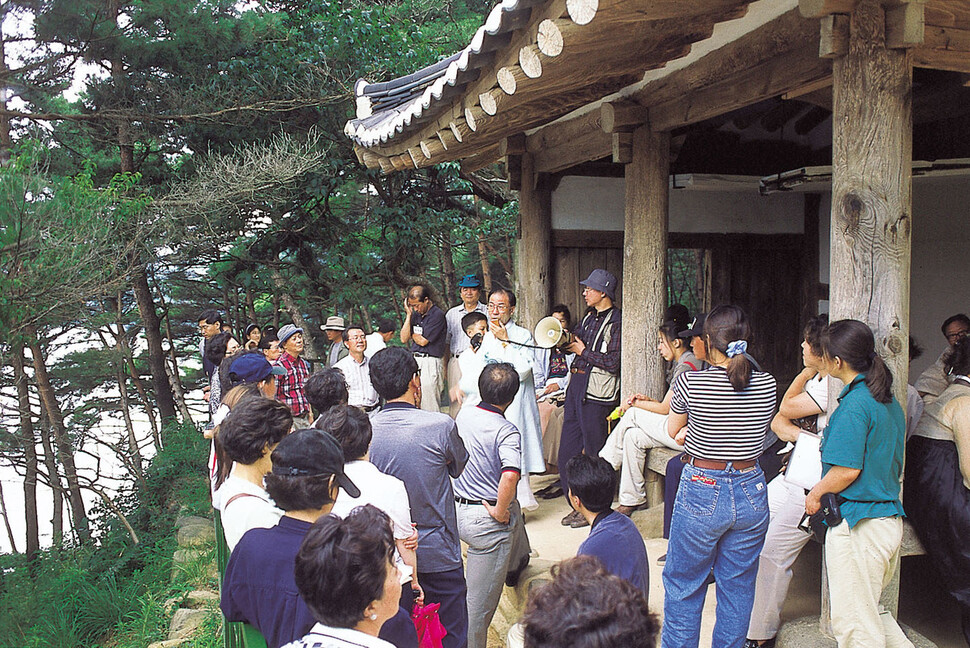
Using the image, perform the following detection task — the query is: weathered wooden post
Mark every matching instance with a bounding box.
[514,151,552,330]
[823,0,913,632]
[623,126,670,402]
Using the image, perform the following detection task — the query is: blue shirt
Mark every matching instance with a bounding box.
[221,516,315,648]
[578,510,649,600]
[820,374,906,527]
[408,304,447,358]
[453,404,521,502]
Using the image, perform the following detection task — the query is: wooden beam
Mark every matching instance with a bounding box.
[800,0,856,18]
[526,108,603,153]
[612,131,633,163]
[649,42,831,132]
[601,100,648,132]
[622,127,669,410]
[519,44,543,79]
[886,1,925,48]
[506,154,523,191]
[533,128,612,174]
[552,229,623,248]
[912,46,970,71]
[515,152,552,331]
[820,14,850,57]
[537,19,565,57]
[460,143,502,174]
[499,134,527,157]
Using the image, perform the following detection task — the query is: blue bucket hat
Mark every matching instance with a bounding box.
[457,274,481,288]
[580,269,618,301]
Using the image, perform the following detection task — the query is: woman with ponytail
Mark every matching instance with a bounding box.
[807,319,911,648]
[906,336,970,647]
[661,305,777,648]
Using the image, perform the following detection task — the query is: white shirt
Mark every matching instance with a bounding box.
[364,332,386,358]
[445,302,488,355]
[331,460,414,583]
[334,354,380,408]
[281,624,394,648]
[213,475,283,550]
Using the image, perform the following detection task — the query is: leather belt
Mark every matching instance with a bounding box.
[455,496,497,506]
[413,352,436,358]
[684,455,757,471]
[570,368,587,374]
[362,404,380,413]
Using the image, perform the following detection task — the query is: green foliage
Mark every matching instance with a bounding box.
[0,422,214,648]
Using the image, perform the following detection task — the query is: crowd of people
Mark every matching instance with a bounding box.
[194,274,969,648]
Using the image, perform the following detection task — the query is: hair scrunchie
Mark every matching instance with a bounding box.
[726,340,748,358]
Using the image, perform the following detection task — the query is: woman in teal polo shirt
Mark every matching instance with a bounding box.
[806,319,912,648]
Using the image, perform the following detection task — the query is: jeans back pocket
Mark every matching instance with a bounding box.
[678,469,720,516]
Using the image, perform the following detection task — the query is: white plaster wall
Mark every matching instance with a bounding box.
[551,175,804,233]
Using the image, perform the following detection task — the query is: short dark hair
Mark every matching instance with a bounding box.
[198,309,223,325]
[341,325,366,342]
[522,555,658,648]
[219,397,293,465]
[407,285,431,302]
[550,304,572,330]
[566,454,615,513]
[317,405,372,462]
[664,304,690,328]
[489,287,517,308]
[376,318,395,334]
[294,505,395,629]
[802,314,829,358]
[909,335,923,362]
[369,347,418,401]
[264,471,335,512]
[942,313,970,336]
[461,311,487,333]
[306,369,349,414]
[258,333,279,350]
[479,363,519,407]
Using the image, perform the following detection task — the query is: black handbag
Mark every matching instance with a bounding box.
[800,493,843,543]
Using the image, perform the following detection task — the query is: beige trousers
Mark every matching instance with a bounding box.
[416,355,444,413]
[825,517,914,648]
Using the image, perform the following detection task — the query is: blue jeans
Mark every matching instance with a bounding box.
[662,463,769,648]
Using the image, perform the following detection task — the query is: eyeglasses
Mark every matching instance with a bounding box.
[487,302,509,312]
[347,334,366,341]
[946,329,969,343]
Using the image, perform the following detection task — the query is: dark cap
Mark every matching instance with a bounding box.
[457,274,481,288]
[580,269,618,301]
[270,429,361,498]
[229,353,286,384]
[679,313,706,339]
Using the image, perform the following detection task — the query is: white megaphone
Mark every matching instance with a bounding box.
[534,316,570,349]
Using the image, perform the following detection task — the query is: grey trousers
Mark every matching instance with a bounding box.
[457,500,530,648]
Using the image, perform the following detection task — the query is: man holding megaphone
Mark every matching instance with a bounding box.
[558,269,623,528]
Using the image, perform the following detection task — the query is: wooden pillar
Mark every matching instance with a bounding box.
[829,0,912,402]
[824,0,912,628]
[514,152,552,330]
[622,127,669,402]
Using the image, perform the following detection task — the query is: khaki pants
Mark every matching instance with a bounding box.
[825,517,914,648]
[416,355,444,413]
[539,401,563,467]
[447,355,462,418]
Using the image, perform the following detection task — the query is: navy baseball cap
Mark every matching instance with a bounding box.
[679,314,706,339]
[228,353,286,384]
[270,429,361,498]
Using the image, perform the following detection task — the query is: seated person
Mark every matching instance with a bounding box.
[906,336,925,439]
[568,454,649,598]
[599,319,698,515]
[221,428,361,648]
[282,505,404,648]
[916,313,970,402]
[214,396,292,549]
[536,305,574,476]
[514,555,658,648]
[746,315,830,648]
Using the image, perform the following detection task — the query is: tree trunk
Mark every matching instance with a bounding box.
[36,407,63,547]
[478,237,492,294]
[272,293,281,328]
[26,326,89,541]
[0,482,17,554]
[270,268,320,359]
[440,231,457,304]
[113,293,158,453]
[157,285,192,422]
[131,266,178,424]
[11,345,39,559]
[246,288,257,323]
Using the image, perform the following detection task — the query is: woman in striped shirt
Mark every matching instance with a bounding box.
[661,304,777,648]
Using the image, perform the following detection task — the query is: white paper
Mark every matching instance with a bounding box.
[784,431,823,490]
